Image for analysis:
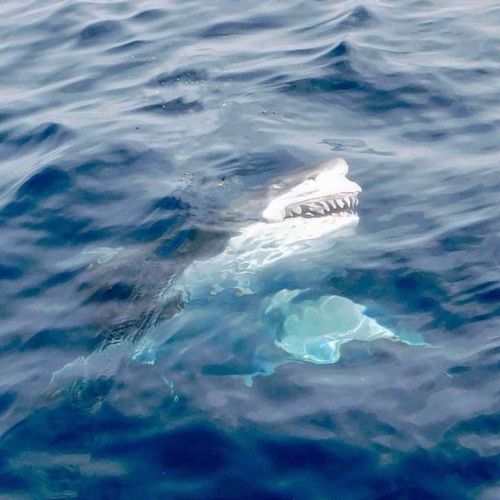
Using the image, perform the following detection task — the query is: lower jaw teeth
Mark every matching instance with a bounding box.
[285,210,357,219]
[285,197,358,220]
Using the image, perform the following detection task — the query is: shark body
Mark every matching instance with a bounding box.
[52,158,414,387]
[133,158,409,367]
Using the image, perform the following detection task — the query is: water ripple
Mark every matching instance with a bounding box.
[0,0,499,497]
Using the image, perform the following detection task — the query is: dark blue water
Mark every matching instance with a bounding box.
[1,0,499,497]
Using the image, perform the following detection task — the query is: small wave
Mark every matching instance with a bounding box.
[106,40,149,54]
[0,122,73,156]
[318,40,353,61]
[135,98,204,115]
[199,16,282,38]
[336,5,377,31]
[17,166,72,200]
[129,8,169,24]
[148,69,208,87]
[77,20,127,47]
[59,78,95,94]
[296,4,377,34]
[0,263,23,281]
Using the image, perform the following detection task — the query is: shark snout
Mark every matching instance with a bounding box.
[262,158,361,222]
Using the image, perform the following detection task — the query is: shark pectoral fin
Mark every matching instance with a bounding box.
[265,291,418,365]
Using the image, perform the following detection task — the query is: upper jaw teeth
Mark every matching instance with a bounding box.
[285,195,358,219]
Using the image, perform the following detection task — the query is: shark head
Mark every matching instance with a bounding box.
[226,158,361,270]
[261,158,361,233]
[262,158,361,222]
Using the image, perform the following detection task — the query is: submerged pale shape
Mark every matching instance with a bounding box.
[265,289,406,364]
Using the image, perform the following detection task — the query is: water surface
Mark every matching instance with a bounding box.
[0,0,499,497]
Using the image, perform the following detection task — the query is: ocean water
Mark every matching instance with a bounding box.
[1,0,499,498]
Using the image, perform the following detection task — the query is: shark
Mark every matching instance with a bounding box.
[131,158,411,367]
[51,158,416,387]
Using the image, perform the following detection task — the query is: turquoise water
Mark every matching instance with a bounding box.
[0,0,499,497]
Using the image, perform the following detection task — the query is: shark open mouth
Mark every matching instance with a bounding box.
[261,158,362,223]
[284,193,359,219]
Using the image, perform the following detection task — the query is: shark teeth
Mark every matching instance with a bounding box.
[312,203,325,214]
[285,195,359,220]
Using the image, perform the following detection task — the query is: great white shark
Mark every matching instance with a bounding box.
[131,158,413,367]
[52,158,418,386]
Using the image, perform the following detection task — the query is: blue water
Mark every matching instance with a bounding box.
[1,0,499,497]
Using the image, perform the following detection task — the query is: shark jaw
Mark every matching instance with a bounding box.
[261,158,361,224]
[227,158,361,259]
